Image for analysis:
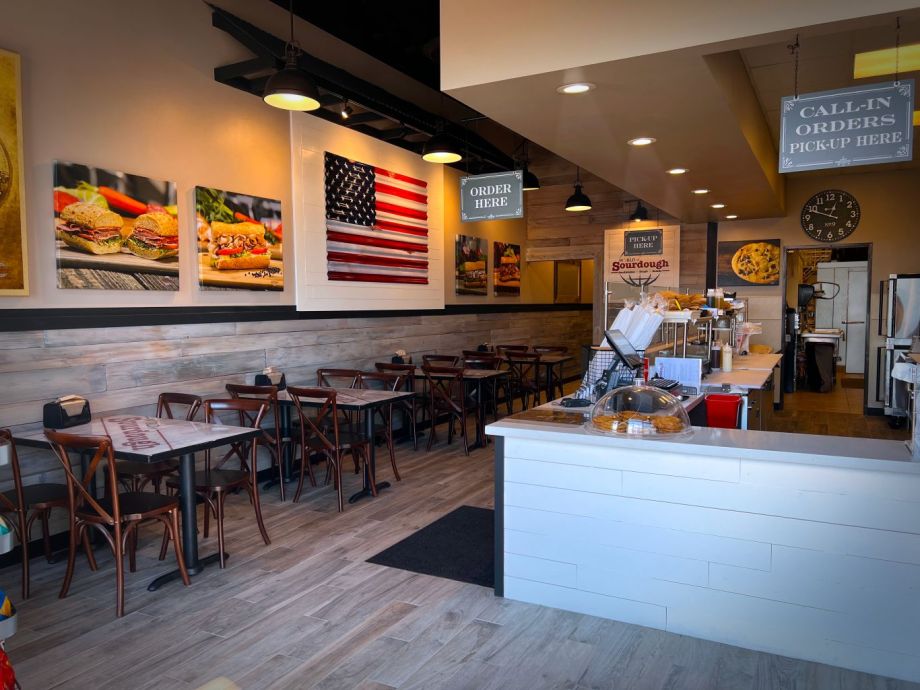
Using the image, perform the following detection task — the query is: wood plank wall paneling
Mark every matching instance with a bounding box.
[0,309,592,536]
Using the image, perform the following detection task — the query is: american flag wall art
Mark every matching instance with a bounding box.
[324,152,429,285]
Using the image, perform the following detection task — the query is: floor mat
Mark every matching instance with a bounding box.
[367,505,494,587]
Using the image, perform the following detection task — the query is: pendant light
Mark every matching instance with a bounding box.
[422,127,462,164]
[521,140,540,191]
[263,0,321,111]
[565,167,591,212]
[629,200,649,221]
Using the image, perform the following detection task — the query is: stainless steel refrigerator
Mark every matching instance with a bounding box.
[878,273,920,418]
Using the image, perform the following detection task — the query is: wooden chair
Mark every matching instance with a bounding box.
[463,354,502,423]
[358,371,403,482]
[0,430,69,599]
[422,354,460,366]
[166,399,271,568]
[44,430,189,617]
[533,346,569,400]
[422,365,481,456]
[116,392,201,495]
[506,351,542,410]
[495,345,528,356]
[225,383,286,501]
[287,387,372,512]
[316,368,363,473]
[375,362,420,450]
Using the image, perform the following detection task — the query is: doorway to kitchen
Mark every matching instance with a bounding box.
[776,244,899,439]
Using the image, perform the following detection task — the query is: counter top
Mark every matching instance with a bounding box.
[701,368,773,390]
[486,417,917,474]
[731,353,782,371]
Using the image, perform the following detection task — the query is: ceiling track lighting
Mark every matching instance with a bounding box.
[565,167,591,212]
[629,200,649,222]
[340,101,352,119]
[263,0,321,111]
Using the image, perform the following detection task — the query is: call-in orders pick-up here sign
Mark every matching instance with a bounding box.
[459,171,523,222]
[779,80,914,173]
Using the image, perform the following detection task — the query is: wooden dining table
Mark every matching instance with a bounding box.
[13,416,260,590]
[276,387,415,504]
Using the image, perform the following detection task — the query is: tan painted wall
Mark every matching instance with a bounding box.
[440,0,916,89]
[718,168,920,407]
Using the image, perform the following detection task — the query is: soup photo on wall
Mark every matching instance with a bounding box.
[53,161,178,290]
[195,186,283,291]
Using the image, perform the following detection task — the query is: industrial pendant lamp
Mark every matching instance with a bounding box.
[565,167,591,212]
[521,140,540,191]
[629,200,649,221]
[422,128,462,164]
[263,0,321,111]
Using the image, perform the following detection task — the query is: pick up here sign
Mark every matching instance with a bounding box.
[460,171,523,222]
[779,80,914,173]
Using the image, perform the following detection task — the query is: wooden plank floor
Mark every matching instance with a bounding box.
[2,416,918,689]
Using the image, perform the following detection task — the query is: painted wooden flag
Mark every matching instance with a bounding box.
[324,152,429,285]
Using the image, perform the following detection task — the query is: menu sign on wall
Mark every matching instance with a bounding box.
[779,80,914,173]
[604,225,680,289]
[460,171,523,222]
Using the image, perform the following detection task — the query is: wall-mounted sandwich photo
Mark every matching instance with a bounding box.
[493,241,521,296]
[53,161,178,291]
[455,234,488,296]
[195,186,283,291]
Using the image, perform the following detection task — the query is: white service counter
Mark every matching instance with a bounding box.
[486,416,920,683]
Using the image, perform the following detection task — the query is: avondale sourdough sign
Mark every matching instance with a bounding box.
[459,171,523,222]
[779,80,914,172]
[604,225,680,289]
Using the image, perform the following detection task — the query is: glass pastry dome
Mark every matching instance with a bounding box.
[587,383,692,437]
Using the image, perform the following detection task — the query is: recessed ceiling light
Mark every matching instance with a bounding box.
[557,82,595,94]
[711,203,726,209]
[666,167,688,175]
[627,137,656,146]
[691,188,710,195]
[725,214,738,219]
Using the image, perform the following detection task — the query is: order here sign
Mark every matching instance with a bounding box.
[460,171,523,222]
[779,79,914,173]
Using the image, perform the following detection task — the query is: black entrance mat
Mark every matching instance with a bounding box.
[367,505,494,587]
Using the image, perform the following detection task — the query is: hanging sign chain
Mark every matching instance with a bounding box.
[895,16,902,84]
[787,34,800,99]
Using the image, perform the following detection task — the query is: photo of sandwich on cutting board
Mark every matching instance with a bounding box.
[53,161,178,291]
[195,186,283,291]
[455,234,487,296]
[493,241,521,296]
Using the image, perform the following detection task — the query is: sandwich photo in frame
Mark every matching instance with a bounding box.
[455,234,487,296]
[0,48,28,295]
[493,241,521,296]
[53,161,178,290]
[195,186,283,291]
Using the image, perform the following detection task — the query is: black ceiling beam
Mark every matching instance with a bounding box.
[342,112,386,126]
[208,4,513,172]
[214,56,273,82]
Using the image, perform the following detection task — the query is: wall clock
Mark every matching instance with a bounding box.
[800,189,860,242]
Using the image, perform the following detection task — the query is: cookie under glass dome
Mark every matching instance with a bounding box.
[587,384,692,437]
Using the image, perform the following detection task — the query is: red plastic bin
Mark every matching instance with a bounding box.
[704,394,742,429]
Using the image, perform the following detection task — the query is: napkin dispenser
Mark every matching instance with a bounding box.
[255,367,286,390]
[43,395,91,429]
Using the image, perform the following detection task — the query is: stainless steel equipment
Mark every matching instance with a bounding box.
[879,274,920,418]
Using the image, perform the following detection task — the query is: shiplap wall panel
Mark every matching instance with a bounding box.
[0,308,591,537]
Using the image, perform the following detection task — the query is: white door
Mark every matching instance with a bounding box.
[815,264,834,328]
[844,267,867,374]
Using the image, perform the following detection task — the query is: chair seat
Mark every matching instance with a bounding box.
[86,491,178,521]
[3,483,68,509]
[115,459,177,477]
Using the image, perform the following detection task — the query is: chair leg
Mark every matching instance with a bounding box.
[426,402,437,451]
[460,412,470,456]
[167,510,191,586]
[113,523,125,617]
[59,519,78,600]
[333,452,344,513]
[203,492,211,538]
[216,491,227,569]
[293,447,307,503]
[249,481,271,546]
[16,510,29,600]
[158,525,170,561]
[40,509,53,563]
[276,448,286,502]
[385,429,400,482]
[410,401,419,451]
[83,526,97,571]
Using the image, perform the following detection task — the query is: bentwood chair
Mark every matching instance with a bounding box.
[375,362,420,450]
[463,354,502,423]
[506,351,542,410]
[0,430,69,599]
[45,430,189,617]
[495,345,528,356]
[316,368,363,473]
[357,371,403,482]
[422,354,460,367]
[225,383,286,501]
[116,392,201,495]
[533,346,570,401]
[165,399,271,569]
[288,387,372,512]
[422,365,481,456]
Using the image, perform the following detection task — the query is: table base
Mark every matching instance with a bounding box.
[147,551,227,591]
[348,480,391,504]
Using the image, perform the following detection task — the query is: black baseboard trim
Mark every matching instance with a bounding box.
[0,302,593,332]
[865,407,885,417]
